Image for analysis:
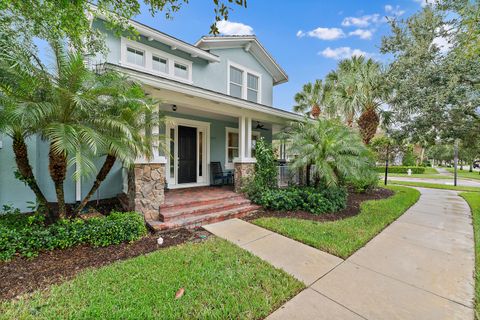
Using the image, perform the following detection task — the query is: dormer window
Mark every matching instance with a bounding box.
[126,47,144,66]
[228,62,261,103]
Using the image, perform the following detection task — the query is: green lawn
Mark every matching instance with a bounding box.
[253,186,419,259]
[459,192,480,318]
[0,238,303,320]
[390,180,480,192]
[446,168,480,181]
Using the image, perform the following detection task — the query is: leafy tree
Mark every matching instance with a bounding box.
[0,0,247,53]
[381,4,480,147]
[0,39,157,220]
[325,56,389,144]
[293,80,328,119]
[287,118,375,188]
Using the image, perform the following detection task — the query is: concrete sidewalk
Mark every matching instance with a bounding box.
[205,187,475,319]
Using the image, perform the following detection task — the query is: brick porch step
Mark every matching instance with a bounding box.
[160,197,252,222]
[148,203,261,231]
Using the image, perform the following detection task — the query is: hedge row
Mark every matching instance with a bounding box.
[375,166,426,174]
[254,186,347,215]
[0,211,147,261]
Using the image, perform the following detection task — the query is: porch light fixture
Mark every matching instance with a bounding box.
[172,104,177,111]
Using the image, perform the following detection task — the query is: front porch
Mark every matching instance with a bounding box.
[121,83,296,229]
[147,186,261,231]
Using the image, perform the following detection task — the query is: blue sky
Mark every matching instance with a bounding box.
[134,1,426,111]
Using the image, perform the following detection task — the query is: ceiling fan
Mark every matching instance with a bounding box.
[255,121,269,131]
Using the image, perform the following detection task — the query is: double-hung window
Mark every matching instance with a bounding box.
[126,47,144,66]
[174,63,189,79]
[247,73,259,103]
[228,63,261,103]
[229,66,243,99]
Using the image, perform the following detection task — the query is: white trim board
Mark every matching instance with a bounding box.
[120,37,193,84]
[165,116,210,188]
[227,60,262,104]
[225,127,260,170]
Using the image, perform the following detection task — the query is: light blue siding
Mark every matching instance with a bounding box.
[92,19,275,106]
[0,136,36,212]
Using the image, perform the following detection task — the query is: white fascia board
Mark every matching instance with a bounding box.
[114,65,301,122]
[128,21,220,63]
[196,37,288,85]
[90,5,220,63]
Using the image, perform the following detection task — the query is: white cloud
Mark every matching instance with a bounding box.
[413,0,436,7]
[297,27,345,40]
[342,14,381,27]
[385,4,405,17]
[432,36,453,54]
[216,20,254,35]
[320,47,369,60]
[349,29,374,40]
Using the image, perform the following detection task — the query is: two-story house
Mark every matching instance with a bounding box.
[0,16,301,229]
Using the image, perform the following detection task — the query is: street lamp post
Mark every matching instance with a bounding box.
[384,142,390,186]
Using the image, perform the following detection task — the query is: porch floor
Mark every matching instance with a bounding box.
[147,186,261,231]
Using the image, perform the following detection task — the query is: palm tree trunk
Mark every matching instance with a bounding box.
[74,154,117,216]
[357,106,379,145]
[311,104,321,119]
[12,135,50,215]
[305,164,312,187]
[48,145,67,220]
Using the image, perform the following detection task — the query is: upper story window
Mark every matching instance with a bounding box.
[121,38,192,83]
[152,55,168,73]
[126,47,144,66]
[228,62,261,103]
[229,67,243,99]
[247,74,259,103]
[174,63,188,79]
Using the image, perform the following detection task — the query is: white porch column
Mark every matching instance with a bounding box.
[238,115,246,161]
[246,117,252,158]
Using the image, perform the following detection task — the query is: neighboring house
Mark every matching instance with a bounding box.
[0,16,300,224]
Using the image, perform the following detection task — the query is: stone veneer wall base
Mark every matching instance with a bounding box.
[234,162,255,193]
[122,163,165,220]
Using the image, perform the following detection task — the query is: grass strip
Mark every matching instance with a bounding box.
[253,186,419,259]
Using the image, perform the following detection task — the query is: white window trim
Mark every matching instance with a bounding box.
[165,116,210,187]
[225,127,261,170]
[227,60,262,104]
[120,37,193,83]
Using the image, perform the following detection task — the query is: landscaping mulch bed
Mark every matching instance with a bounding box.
[244,187,394,222]
[0,228,210,301]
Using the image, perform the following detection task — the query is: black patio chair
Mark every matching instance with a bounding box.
[210,162,233,186]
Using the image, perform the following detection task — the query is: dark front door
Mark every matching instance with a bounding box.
[178,125,197,184]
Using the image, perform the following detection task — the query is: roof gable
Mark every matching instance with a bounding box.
[195,36,288,85]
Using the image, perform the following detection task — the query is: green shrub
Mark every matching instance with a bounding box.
[375,166,426,174]
[256,186,347,215]
[0,211,147,261]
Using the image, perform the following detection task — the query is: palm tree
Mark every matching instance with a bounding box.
[74,74,162,215]
[293,79,329,119]
[1,39,158,220]
[326,56,387,144]
[287,119,373,187]
[0,35,52,217]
